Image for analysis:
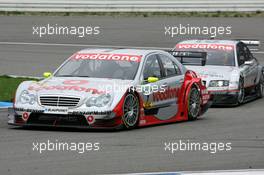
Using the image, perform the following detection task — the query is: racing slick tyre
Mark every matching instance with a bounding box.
[122,93,140,129]
[236,78,245,105]
[187,86,201,121]
[256,74,264,98]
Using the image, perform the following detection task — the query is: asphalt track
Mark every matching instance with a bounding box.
[0,16,264,175]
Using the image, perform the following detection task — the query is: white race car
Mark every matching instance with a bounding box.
[172,39,264,105]
[8,48,211,129]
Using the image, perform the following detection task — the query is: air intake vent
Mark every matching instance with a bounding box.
[40,96,80,108]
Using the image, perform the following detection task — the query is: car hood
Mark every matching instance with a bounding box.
[27,77,134,98]
[185,65,238,80]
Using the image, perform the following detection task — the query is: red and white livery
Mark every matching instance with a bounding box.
[8,48,211,129]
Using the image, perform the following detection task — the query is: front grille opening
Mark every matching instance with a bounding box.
[27,113,88,127]
[39,96,80,107]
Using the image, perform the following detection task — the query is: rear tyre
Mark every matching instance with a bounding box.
[237,78,245,105]
[187,86,201,121]
[122,93,140,129]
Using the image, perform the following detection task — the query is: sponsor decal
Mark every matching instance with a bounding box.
[153,87,180,102]
[70,111,111,115]
[44,107,68,115]
[22,112,30,121]
[198,72,224,79]
[208,89,239,94]
[72,53,142,62]
[85,115,95,124]
[143,101,154,109]
[28,85,104,94]
[139,120,146,125]
[63,80,89,85]
[15,108,44,113]
[15,108,112,116]
[176,44,234,51]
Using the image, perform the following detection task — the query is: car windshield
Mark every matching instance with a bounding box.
[54,53,141,80]
[175,44,235,66]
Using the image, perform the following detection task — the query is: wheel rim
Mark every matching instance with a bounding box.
[238,80,245,103]
[188,88,200,118]
[123,94,139,127]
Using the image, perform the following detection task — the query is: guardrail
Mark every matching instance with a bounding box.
[0,0,263,12]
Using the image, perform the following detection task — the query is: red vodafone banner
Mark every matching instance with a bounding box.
[72,53,142,62]
[176,44,234,51]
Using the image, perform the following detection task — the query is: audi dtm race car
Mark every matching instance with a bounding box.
[8,48,211,129]
[172,39,264,105]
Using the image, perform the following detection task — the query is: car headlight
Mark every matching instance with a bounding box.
[86,94,112,107]
[209,80,229,87]
[19,90,36,105]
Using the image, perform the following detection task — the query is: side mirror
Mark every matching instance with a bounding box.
[147,77,159,83]
[244,60,254,65]
[43,72,52,78]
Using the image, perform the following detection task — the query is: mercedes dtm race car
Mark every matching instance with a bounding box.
[172,39,264,105]
[8,48,211,129]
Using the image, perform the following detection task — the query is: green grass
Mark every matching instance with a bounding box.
[0,11,264,17]
[0,75,39,102]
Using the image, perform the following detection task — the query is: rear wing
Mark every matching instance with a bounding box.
[238,39,260,51]
[168,51,207,66]
[240,40,260,47]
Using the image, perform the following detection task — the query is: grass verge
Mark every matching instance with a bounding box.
[0,75,39,102]
[0,11,264,17]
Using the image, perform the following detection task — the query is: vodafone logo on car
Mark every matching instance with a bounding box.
[176,44,234,51]
[72,53,142,62]
[27,79,105,94]
[63,80,88,85]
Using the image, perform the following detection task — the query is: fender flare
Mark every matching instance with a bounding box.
[180,71,202,117]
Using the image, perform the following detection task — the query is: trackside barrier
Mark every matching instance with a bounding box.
[0,0,263,12]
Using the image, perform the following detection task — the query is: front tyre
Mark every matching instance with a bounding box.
[237,78,245,104]
[187,86,201,121]
[256,73,264,98]
[122,93,140,129]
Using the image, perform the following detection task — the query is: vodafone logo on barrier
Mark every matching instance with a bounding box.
[72,53,142,62]
[176,44,234,51]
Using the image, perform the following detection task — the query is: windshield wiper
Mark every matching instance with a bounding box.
[56,75,75,77]
[56,75,90,77]
[76,75,90,77]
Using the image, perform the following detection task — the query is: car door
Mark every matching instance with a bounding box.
[237,42,258,87]
[140,54,164,113]
[140,53,182,120]
[244,45,259,86]
[157,54,184,119]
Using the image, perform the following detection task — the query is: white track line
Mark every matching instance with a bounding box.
[119,169,264,175]
[1,41,263,54]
